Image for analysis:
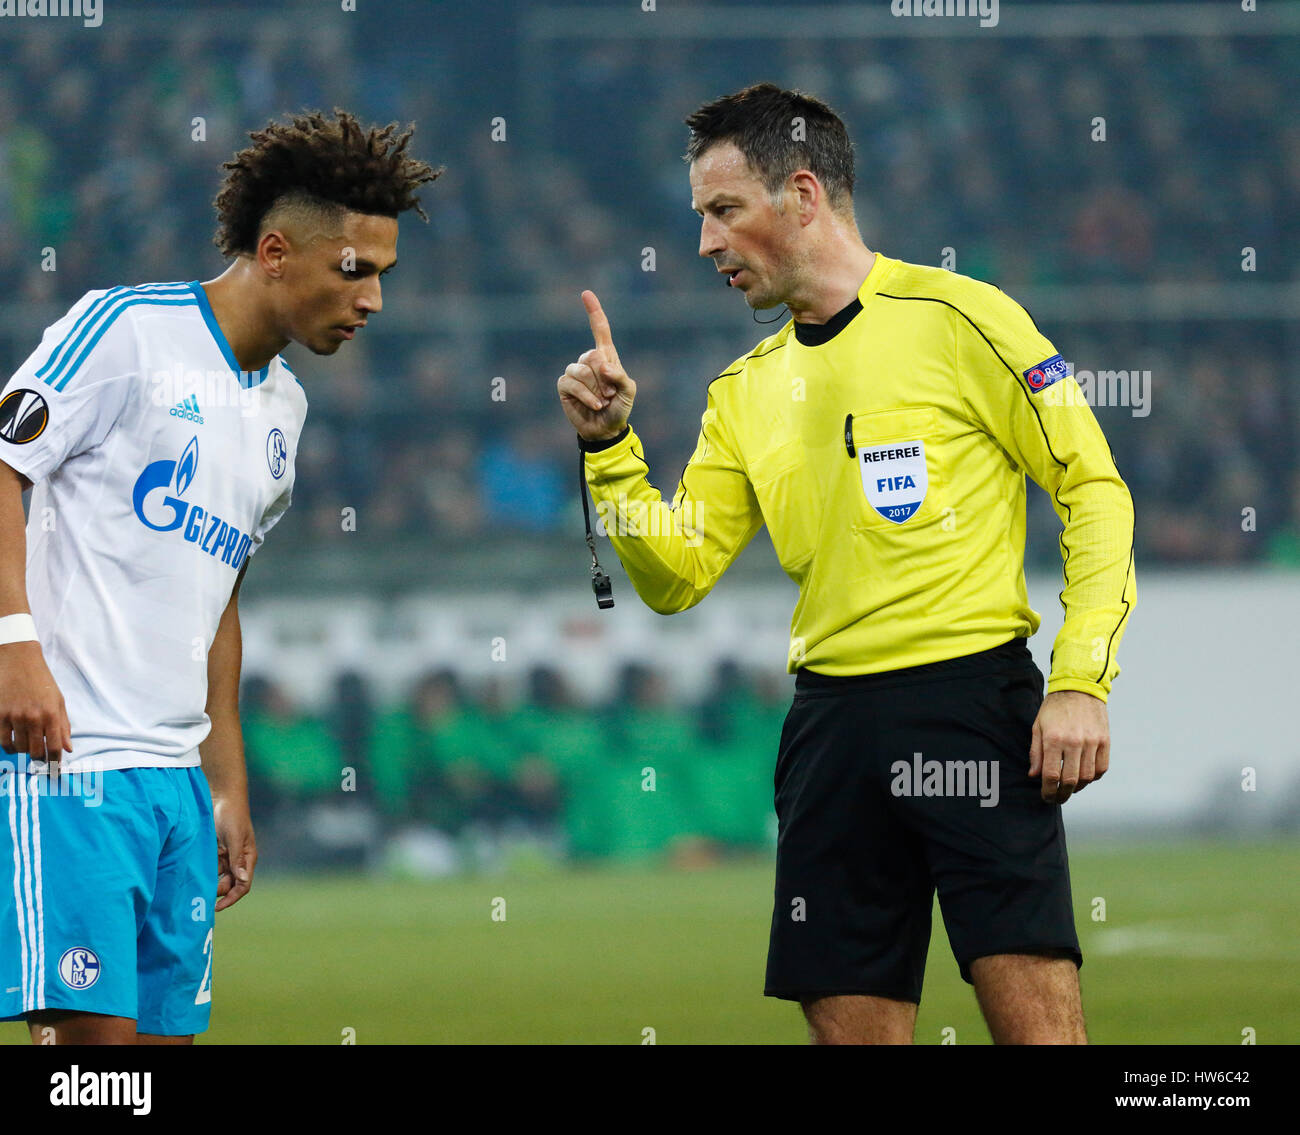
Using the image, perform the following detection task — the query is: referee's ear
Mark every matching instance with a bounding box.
[788,170,823,225]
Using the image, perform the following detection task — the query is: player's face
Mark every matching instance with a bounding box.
[280,212,399,355]
[691,142,801,310]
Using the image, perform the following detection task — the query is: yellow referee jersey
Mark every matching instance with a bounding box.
[582,253,1136,701]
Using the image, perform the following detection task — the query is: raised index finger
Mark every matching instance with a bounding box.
[582,290,618,359]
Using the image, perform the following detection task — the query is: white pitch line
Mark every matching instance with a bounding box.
[1086,921,1299,961]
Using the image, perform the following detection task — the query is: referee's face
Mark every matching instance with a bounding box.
[691,141,799,311]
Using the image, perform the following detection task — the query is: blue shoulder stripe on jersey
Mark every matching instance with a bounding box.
[34,282,190,383]
[47,295,200,393]
[188,280,243,374]
[279,357,300,383]
[36,282,192,391]
[39,285,194,392]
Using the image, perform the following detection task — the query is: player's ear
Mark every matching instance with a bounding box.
[256,229,290,278]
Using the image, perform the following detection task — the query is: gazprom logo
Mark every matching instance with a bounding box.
[131,436,251,570]
[176,436,198,497]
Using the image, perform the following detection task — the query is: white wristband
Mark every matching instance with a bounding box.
[0,614,38,646]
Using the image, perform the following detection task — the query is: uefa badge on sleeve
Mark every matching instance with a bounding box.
[859,439,928,524]
[1023,354,1070,394]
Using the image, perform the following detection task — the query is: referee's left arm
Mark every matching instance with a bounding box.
[953,288,1137,704]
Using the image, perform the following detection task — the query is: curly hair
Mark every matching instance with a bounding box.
[213,108,443,256]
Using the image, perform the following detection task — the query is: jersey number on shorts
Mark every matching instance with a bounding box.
[195,928,213,1006]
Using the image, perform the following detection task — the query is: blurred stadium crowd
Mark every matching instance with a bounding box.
[1,5,1296,860]
[1,12,1296,570]
[241,661,784,870]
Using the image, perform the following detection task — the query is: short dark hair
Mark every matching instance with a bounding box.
[213,108,443,256]
[684,82,855,213]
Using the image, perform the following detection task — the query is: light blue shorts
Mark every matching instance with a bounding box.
[0,765,216,1036]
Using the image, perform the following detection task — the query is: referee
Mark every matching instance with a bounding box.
[556,83,1135,1045]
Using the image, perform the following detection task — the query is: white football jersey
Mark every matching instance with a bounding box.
[0,281,307,772]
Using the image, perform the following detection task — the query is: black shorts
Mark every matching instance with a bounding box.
[764,636,1081,1004]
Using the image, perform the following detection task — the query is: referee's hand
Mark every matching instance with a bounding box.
[1029,690,1109,805]
[558,290,636,443]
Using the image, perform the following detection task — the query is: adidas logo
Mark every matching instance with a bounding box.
[169,395,204,425]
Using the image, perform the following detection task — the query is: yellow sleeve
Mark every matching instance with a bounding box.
[581,386,763,615]
[953,286,1137,702]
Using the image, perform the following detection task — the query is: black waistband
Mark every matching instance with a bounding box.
[795,637,1034,692]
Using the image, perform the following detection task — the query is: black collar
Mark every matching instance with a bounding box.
[792,297,863,346]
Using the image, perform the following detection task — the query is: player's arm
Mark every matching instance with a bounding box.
[557,291,763,614]
[0,291,144,763]
[0,291,137,763]
[0,457,72,761]
[201,561,257,911]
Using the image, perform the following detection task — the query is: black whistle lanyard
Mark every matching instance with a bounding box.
[578,448,615,609]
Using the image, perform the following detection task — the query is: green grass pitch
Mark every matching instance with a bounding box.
[5,840,1296,1044]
